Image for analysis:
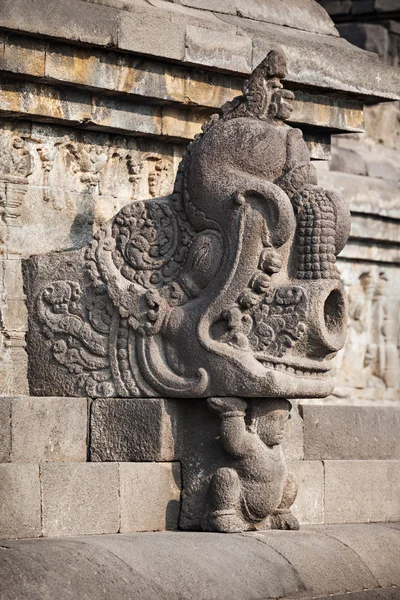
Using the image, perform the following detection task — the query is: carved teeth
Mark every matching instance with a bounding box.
[258,358,330,378]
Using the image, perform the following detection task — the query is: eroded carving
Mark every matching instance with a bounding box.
[27,50,350,400]
[203,397,298,533]
[24,48,353,534]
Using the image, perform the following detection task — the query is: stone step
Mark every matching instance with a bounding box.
[1,524,400,600]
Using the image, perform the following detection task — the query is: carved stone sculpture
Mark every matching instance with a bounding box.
[203,397,299,532]
[24,50,351,533]
[25,49,350,400]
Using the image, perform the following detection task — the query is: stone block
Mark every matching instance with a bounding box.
[0,464,41,539]
[249,20,400,102]
[302,405,400,460]
[41,462,120,536]
[289,461,324,524]
[2,35,45,77]
[318,0,352,15]
[0,0,118,47]
[1,259,25,300]
[90,398,178,462]
[0,80,93,126]
[1,299,27,331]
[338,23,390,63]
[171,0,237,15]
[161,106,212,140]
[367,160,399,181]
[283,401,304,461]
[324,460,400,524]
[375,0,400,11]
[330,147,368,176]
[318,523,400,587]
[11,397,88,462]
[91,96,162,136]
[120,462,181,532]
[257,527,377,598]
[118,6,185,61]
[0,398,11,462]
[352,0,375,14]
[185,25,252,73]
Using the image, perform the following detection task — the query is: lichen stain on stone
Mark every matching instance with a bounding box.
[32,87,64,121]
[164,69,185,104]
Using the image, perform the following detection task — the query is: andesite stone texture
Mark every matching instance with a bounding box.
[90,398,177,461]
[24,50,351,403]
[23,49,353,533]
[119,462,181,532]
[11,396,88,463]
[41,462,120,537]
[0,463,41,539]
[1,525,400,600]
[302,404,400,460]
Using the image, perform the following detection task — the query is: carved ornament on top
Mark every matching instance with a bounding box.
[28,50,351,400]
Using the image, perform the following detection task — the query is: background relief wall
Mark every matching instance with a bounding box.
[0,120,184,395]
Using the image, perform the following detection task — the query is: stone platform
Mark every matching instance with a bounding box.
[1,524,400,600]
[1,398,400,539]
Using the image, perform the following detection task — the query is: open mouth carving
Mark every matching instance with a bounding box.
[256,355,332,379]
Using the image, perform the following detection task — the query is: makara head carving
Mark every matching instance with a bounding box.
[31,50,351,398]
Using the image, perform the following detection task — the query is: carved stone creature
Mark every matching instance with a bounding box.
[203,397,298,533]
[26,49,350,400]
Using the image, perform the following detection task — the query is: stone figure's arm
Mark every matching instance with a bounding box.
[207,398,258,459]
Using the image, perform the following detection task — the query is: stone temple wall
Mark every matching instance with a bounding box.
[1,0,400,544]
[0,119,182,396]
[316,0,400,404]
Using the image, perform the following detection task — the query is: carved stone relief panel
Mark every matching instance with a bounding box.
[24,51,351,401]
[0,120,181,395]
[332,261,400,402]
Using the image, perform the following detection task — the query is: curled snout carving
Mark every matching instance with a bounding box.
[29,49,350,400]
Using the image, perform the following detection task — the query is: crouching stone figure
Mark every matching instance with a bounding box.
[203,397,299,533]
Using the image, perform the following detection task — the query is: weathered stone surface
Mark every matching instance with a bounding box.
[338,24,391,63]
[120,462,181,532]
[41,462,120,536]
[330,147,368,176]
[0,398,11,462]
[318,0,352,15]
[184,26,252,73]
[350,214,400,244]
[367,160,399,181]
[0,0,118,47]
[289,461,324,524]
[302,405,400,460]
[324,460,400,524]
[332,262,400,401]
[254,528,378,597]
[282,401,304,461]
[243,19,400,101]
[24,51,351,403]
[1,34,45,77]
[1,526,400,599]
[314,167,400,219]
[11,397,88,462]
[118,5,185,61]
[0,464,41,539]
[318,524,400,587]
[171,0,339,36]
[90,398,177,461]
[375,0,400,11]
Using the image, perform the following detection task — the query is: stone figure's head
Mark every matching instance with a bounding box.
[250,399,292,446]
[29,49,351,400]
